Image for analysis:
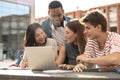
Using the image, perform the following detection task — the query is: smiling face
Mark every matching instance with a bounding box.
[34,28,46,45]
[84,22,100,40]
[64,26,77,43]
[48,7,64,27]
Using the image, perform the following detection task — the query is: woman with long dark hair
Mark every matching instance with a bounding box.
[20,23,57,68]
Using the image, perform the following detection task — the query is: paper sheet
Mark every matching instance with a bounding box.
[43,69,73,73]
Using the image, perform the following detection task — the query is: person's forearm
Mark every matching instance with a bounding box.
[55,59,65,66]
[86,52,120,66]
[87,57,113,66]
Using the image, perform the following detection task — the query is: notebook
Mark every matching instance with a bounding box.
[25,46,56,71]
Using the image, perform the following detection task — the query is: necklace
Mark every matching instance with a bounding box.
[98,41,105,50]
[97,32,108,50]
[99,42,104,47]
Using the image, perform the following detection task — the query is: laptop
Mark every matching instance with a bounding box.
[25,46,56,71]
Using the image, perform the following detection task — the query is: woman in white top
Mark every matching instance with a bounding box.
[20,23,57,68]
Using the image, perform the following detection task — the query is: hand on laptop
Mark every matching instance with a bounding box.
[73,63,87,72]
[58,64,75,70]
[19,59,28,68]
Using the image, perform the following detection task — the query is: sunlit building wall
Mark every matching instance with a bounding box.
[0,0,35,58]
[90,3,120,34]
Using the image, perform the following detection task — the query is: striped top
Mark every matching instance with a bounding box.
[51,26,66,49]
[84,32,120,58]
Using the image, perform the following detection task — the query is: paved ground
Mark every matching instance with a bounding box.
[0,59,16,67]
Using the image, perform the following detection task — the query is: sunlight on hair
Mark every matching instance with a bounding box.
[79,19,84,25]
[70,18,79,22]
[81,9,108,23]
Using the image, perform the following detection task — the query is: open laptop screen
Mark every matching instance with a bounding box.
[25,46,56,71]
